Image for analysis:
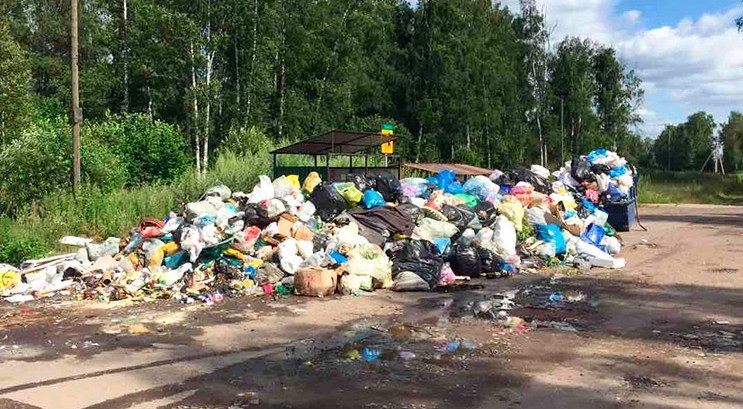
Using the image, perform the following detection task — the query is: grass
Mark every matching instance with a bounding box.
[0,151,272,262]
[638,171,743,205]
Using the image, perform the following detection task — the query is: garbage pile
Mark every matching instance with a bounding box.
[1,150,632,304]
[556,148,636,206]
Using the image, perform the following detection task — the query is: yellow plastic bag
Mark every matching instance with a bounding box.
[286,174,301,190]
[336,182,363,207]
[0,270,20,292]
[498,197,525,232]
[302,171,322,193]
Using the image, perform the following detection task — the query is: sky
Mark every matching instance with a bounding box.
[414,0,743,138]
[500,0,743,138]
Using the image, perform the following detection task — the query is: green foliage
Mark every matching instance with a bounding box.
[653,112,716,171]
[86,114,189,185]
[0,21,33,145]
[0,0,646,171]
[0,233,46,264]
[721,111,743,173]
[517,222,536,243]
[219,126,272,157]
[0,117,126,214]
[638,171,743,205]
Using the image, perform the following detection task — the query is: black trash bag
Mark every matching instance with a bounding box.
[310,182,349,221]
[396,202,423,224]
[495,168,551,194]
[571,158,595,183]
[442,205,477,231]
[346,174,376,192]
[577,203,593,219]
[312,232,331,253]
[441,242,455,262]
[451,245,482,278]
[350,206,415,237]
[590,164,611,175]
[243,204,278,228]
[473,201,496,223]
[478,248,501,273]
[398,195,412,205]
[387,239,442,289]
[374,174,403,202]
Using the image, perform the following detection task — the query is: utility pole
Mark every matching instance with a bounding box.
[71,0,81,194]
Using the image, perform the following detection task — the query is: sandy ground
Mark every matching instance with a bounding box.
[0,204,741,409]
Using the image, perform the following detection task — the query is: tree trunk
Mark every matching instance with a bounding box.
[536,115,545,166]
[278,57,285,139]
[246,0,258,120]
[122,0,129,113]
[466,124,471,150]
[203,0,213,174]
[191,42,201,175]
[276,14,286,139]
[204,52,213,173]
[147,84,153,122]
[234,32,240,115]
[415,124,423,163]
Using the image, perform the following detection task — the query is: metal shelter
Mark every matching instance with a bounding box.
[271,129,401,181]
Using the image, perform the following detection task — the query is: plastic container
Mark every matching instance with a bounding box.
[604,199,636,232]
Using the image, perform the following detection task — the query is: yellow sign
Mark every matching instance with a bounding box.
[381,141,394,154]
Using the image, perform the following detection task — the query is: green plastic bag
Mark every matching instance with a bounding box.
[453,193,478,208]
[603,223,617,237]
[335,183,363,207]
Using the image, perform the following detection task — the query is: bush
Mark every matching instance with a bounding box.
[0,234,46,264]
[219,125,272,157]
[86,113,189,185]
[0,116,126,214]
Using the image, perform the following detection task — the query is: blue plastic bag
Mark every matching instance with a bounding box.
[433,238,451,255]
[445,182,465,194]
[581,223,605,245]
[329,251,348,264]
[608,165,627,178]
[581,199,596,213]
[427,170,457,190]
[536,224,567,255]
[605,182,626,203]
[587,148,608,163]
[463,179,489,198]
[362,189,386,209]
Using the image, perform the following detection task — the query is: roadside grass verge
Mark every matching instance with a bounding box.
[638,171,743,205]
[0,151,271,262]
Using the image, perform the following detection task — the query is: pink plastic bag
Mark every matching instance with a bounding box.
[437,262,456,286]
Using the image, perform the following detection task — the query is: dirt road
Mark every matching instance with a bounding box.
[0,205,741,409]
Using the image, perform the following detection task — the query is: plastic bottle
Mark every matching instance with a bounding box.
[361,347,382,361]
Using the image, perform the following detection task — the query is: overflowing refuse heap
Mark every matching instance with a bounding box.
[0,149,635,304]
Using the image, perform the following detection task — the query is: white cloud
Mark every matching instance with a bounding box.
[623,10,642,25]
[502,1,743,136]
